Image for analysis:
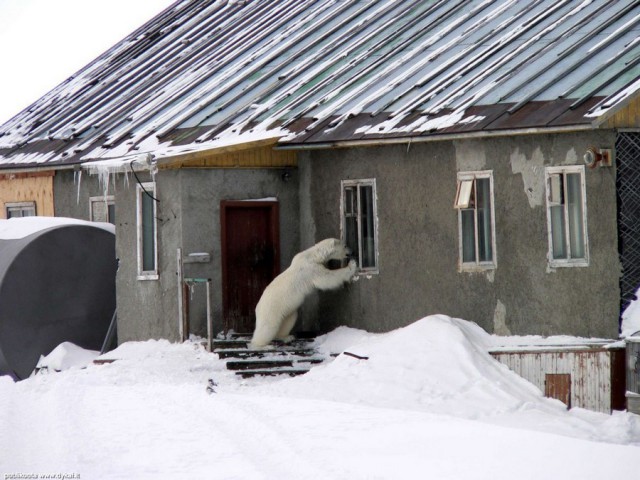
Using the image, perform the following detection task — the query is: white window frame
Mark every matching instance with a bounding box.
[545,165,589,268]
[454,171,497,272]
[6,201,36,218]
[340,179,379,274]
[89,195,115,224]
[137,183,158,280]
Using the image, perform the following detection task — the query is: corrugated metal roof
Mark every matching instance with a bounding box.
[1,0,639,168]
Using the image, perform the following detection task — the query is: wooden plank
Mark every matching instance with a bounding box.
[0,174,55,218]
[161,145,297,169]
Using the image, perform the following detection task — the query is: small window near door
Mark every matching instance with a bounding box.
[6,201,36,218]
[545,166,588,267]
[454,171,496,271]
[341,179,378,273]
[137,183,158,280]
[90,196,115,224]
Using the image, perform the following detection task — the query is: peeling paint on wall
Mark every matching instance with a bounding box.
[564,147,579,166]
[510,147,545,208]
[454,140,486,171]
[493,299,511,335]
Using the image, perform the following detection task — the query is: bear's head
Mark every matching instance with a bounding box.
[312,238,351,265]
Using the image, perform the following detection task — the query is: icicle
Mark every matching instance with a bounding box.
[75,170,82,205]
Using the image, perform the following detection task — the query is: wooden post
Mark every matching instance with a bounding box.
[177,248,185,342]
[206,280,213,352]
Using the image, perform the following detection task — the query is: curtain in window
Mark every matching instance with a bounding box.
[141,192,156,271]
[476,177,492,262]
[461,209,476,262]
[360,185,375,268]
[550,203,566,259]
[566,173,584,259]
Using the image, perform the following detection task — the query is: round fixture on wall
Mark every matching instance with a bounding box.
[583,146,613,168]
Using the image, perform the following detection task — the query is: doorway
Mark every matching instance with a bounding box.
[220,200,279,334]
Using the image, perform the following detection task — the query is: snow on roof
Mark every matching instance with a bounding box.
[1,0,639,168]
[0,217,115,240]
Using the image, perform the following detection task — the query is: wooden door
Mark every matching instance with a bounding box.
[545,373,571,409]
[221,201,279,334]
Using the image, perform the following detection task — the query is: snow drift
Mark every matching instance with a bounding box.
[0,315,638,479]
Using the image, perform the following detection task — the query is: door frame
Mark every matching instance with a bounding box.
[220,200,280,333]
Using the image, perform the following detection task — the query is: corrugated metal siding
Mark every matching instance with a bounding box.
[1,0,640,168]
[491,348,623,413]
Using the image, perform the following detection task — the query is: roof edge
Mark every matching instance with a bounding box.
[276,124,597,150]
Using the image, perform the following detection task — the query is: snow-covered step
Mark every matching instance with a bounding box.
[226,357,324,372]
[215,347,318,359]
[213,334,324,377]
[236,367,312,379]
[213,337,314,351]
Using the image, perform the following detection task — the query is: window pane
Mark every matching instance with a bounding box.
[344,187,356,214]
[344,187,359,265]
[550,204,566,259]
[360,185,376,268]
[107,204,116,224]
[475,178,492,262]
[566,173,585,259]
[548,174,563,205]
[141,191,155,271]
[92,201,108,223]
[455,179,474,209]
[345,215,358,265]
[461,209,476,263]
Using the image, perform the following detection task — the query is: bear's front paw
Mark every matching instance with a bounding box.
[348,259,358,275]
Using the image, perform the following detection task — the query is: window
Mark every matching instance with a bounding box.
[137,183,158,279]
[341,179,378,273]
[545,166,588,267]
[454,171,496,270]
[6,201,36,218]
[90,196,115,224]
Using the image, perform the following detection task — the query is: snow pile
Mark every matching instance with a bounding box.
[255,315,639,444]
[258,316,542,418]
[621,287,640,338]
[0,316,638,479]
[34,342,99,373]
[0,216,114,240]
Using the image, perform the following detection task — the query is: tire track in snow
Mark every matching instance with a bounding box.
[200,392,339,480]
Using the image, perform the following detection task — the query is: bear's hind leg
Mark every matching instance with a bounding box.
[250,320,280,350]
[275,311,298,343]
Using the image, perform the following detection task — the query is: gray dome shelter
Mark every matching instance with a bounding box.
[0,220,116,379]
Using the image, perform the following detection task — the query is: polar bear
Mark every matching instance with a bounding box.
[249,238,357,349]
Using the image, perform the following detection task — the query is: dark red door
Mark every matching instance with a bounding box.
[221,201,279,333]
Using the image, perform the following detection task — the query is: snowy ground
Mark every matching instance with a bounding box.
[1,315,639,479]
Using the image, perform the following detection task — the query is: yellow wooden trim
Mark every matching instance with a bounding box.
[599,94,640,129]
[160,144,297,169]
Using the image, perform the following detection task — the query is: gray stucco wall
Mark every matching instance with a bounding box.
[54,165,300,343]
[112,167,299,342]
[54,169,112,220]
[301,130,620,338]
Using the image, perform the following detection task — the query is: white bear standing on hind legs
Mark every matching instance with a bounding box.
[250,238,357,349]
